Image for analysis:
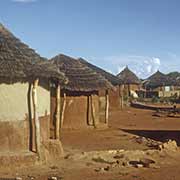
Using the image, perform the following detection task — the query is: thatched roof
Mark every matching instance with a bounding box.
[49,54,113,92]
[78,58,122,86]
[117,66,140,84]
[167,71,180,79]
[29,61,67,84]
[0,24,66,84]
[145,71,173,88]
[166,71,180,86]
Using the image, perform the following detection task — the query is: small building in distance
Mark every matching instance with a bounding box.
[117,66,141,98]
[143,70,176,98]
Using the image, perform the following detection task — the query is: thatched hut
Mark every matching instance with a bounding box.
[144,71,177,97]
[78,58,124,110]
[49,54,113,132]
[117,66,141,98]
[0,24,66,164]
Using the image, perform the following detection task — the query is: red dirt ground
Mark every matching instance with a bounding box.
[1,107,180,180]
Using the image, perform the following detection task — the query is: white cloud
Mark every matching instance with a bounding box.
[12,0,37,3]
[91,55,161,79]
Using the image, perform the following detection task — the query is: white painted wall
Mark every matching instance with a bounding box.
[0,83,50,121]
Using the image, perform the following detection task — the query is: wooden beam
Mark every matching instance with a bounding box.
[55,84,61,139]
[60,92,66,128]
[32,79,41,158]
[105,90,109,124]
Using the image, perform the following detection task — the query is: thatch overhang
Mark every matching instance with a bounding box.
[49,54,113,92]
[117,66,141,85]
[29,61,68,84]
[145,70,174,89]
[0,23,66,84]
[78,58,122,86]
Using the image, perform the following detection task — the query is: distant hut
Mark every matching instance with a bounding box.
[0,24,66,164]
[167,71,180,92]
[117,66,141,98]
[78,58,124,110]
[49,54,112,132]
[145,71,178,98]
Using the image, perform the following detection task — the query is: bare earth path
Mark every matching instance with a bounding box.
[1,107,180,179]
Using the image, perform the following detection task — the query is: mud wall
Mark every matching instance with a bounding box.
[0,83,51,152]
[129,84,140,91]
[62,95,88,129]
[62,94,100,129]
[50,89,100,130]
[0,83,50,121]
[99,88,121,117]
[0,120,29,152]
[123,84,140,97]
[109,87,121,110]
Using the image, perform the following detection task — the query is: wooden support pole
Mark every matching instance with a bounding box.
[91,95,96,127]
[32,79,41,158]
[120,85,124,110]
[87,95,93,126]
[60,92,66,128]
[55,84,61,139]
[105,90,109,124]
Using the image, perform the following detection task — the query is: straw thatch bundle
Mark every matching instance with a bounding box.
[49,54,113,92]
[117,66,140,84]
[0,23,66,84]
[78,58,122,86]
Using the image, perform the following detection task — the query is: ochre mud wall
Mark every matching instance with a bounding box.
[99,90,106,123]
[50,89,100,130]
[99,87,121,114]
[0,115,50,152]
[123,84,140,97]
[109,87,121,110]
[39,115,50,142]
[129,84,140,91]
[0,83,51,152]
[62,95,89,129]
[0,120,29,152]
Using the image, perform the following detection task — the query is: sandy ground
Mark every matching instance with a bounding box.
[2,107,180,180]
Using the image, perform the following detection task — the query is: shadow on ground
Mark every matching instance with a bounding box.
[121,129,180,145]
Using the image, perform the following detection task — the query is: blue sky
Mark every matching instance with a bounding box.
[0,0,180,78]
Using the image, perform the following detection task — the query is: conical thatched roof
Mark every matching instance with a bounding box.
[145,71,173,88]
[166,71,180,86]
[167,71,180,79]
[0,24,66,84]
[49,54,113,92]
[117,66,140,84]
[78,58,122,86]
